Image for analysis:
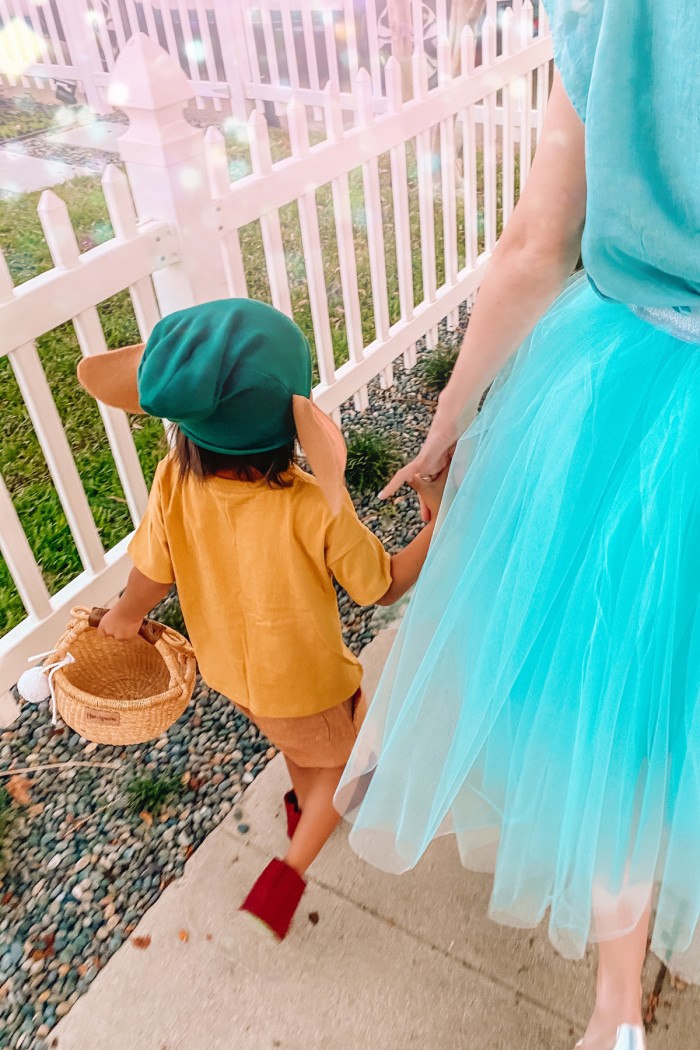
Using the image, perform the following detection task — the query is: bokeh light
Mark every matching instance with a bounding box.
[108,81,130,106]
[185,39,206,64]
[179,166,201,191]
[0,19,44,76]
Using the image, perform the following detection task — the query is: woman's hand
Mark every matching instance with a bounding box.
[380,414,459,500]
[411,464,450,523]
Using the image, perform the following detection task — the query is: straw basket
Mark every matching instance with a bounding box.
[49,606,197,745]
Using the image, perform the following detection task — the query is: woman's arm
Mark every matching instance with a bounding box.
[381,72,587,497]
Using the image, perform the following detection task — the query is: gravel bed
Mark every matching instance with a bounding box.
[0,112,127,174]
[0,319,467,1049]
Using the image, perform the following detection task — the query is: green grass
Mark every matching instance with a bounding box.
[1,122,521,637]
[125,773,181,818]
[0,95,60,141]
[345,428,403,496]
[418,344,460,392]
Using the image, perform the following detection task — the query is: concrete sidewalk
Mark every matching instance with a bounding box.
[51,630,698,1050]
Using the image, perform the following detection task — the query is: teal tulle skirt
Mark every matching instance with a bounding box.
[336,276,700,979]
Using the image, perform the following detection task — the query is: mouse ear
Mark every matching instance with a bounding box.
[292,396,347,516]
[77,343,146,414]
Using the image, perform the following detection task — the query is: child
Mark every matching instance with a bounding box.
[78,298,444,940]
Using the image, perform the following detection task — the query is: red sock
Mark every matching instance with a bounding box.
[240,858,306,940]
[284,790,302,838]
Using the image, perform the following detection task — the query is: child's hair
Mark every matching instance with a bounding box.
[172,426,296,487]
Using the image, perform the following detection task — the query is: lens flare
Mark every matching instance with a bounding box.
[108,81,130,106]
[0,19,44,76]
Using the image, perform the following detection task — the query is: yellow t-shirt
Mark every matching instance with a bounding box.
[128,456,392,718]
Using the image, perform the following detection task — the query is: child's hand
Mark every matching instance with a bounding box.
[411,467,449,523]
[96,605,143,641]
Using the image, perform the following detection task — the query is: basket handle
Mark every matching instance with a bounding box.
[88,607,166,646]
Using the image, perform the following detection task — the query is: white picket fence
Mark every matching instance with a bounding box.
[0,0,536,117]
[0,6,553,703]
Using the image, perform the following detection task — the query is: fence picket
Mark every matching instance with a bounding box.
[342,0,360,83]
[29,0,69,67]
[460,27,478,278]
[192,0,223,110]
[38,187,149,527]
[258,0,283,112]
[86,0,116,72]
[356,68,392,387]
[482,16,497,255]
[299,0,323,118]
[279,3,301,91]
[287,95,336,388]
[204,128,249,299]
[385,57,415,368]
[412,45,437,345]
[0,471,52,622]
[438,37,458,329]
[10,0,51,84]
[248,110,293,317]
[363,0,383,100]
[121,0,140,39]
[322,2,341,92]
[501,8,516,226]
[519,1,535,189]
[324,83,367,409]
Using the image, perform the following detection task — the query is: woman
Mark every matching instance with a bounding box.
[336,2,700,1048]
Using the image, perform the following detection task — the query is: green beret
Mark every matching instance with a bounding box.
[138,299,312,454]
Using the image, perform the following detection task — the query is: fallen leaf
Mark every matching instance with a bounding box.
[6,775,32,806]
[139,810,154,827]
[131,935,151,950]
[28,802,45,818]
[181,771,192,787]
[184,845,194,859]
[178,929,189,943]
[308,912,320,926]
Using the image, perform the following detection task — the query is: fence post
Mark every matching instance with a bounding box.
[211,0,251,122]
[56,0,110,115]
[110,33,229,314]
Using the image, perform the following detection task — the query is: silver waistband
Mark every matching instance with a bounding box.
[630,305,700,344]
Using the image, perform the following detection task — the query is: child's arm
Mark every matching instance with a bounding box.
[97,567,171,640]
[376,471,446,606]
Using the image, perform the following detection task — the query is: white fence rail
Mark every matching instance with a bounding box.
[0,6,552,702]
[0,1,540,117]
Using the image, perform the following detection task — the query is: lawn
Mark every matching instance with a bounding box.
[0,121,512,638]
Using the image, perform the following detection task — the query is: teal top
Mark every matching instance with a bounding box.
[542,0,700,309]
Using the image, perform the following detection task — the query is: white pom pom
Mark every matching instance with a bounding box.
[17,665,51,705]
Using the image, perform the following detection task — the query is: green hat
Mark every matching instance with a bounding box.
[140,299,311,454]
[77,298,347,514]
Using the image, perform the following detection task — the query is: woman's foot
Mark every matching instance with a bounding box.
[575,1024,646,1050]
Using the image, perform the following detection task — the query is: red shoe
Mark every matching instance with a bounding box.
[284,790,302,838]
[239,859,306,940]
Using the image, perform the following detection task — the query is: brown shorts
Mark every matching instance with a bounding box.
[234,689,367,769]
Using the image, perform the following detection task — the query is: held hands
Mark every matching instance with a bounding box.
[379,412,459,502]
[410,465,450,523]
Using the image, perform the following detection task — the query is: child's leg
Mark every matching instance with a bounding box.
[283,754,309,809]
[581,890,651,1046]
[283,764,345,875]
